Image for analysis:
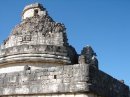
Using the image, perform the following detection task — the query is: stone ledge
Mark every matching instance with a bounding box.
[0,53,70,66]
[88,65,129,97]
[0,45,68,57]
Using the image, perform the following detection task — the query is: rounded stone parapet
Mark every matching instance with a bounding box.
[0,44,71,67]
[0,45,68,57]
[0,53,70,66]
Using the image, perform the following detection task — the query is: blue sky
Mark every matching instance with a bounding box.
[0,0,130,86]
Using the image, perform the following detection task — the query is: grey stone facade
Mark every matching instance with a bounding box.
[0,64,129,97]
[0,3,129,97]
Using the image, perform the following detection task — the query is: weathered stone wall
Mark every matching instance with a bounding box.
[0,45,68,57]
[7,93,100,97]
[0,3,129,97]
[3,15,67,49]
[88,66,129,97]
[0,64,128,97]
[0,64,88,96]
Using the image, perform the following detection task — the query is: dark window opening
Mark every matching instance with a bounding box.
[54,75,57,79]
[34,9,38,16]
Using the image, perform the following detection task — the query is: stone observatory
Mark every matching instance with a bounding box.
[0,3,129,97]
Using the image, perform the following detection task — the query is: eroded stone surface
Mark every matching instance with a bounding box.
[0,3,129,97]
[0,3,78,68]
[6,93,100,97]
[0,64,129,97]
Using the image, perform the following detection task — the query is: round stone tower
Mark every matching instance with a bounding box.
[22,3,47,20]
[0,3,78,73]
[0,3,129,97]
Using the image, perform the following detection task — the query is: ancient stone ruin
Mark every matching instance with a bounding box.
[0,3,129,97]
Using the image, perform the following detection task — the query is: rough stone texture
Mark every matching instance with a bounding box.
[80,45,98,69]
[0,3,129,97]
[22,3,47,20]
[0,64,129,97]
[3,12,67,48]
[0,45,72,66]
[0,3,78,67]
[0,64,88,96]
[88,65,129,97]
[5,93,100,97]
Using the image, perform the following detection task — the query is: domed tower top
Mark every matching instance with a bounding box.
[22,3,47,20]
[0,3,78,73]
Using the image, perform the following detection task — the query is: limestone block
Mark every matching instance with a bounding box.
[20,75,29,82]
[23,9,34,19]
[65,94,75,97]
[15,85,29,94]
[51,94,59,97]
[36,72,44,78]
[73,69,80,77]
[75,94,87,97]
[49,84,59,92]
[48,75,54,79]
[87,94,98,97]
[40,85,49,93]
[58,83,65,92]
[56,75,63,79]
[79,64,89,76]
[49,79,57,83]
[63,77,70,83]
[42,80,50,85]
[75,82,87,91]
[59,94,66,97]
[41,75,48,80]
[46,94,52,97]
[64,83,70,92]
[56,79,62,83]
[71,76,88,82]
